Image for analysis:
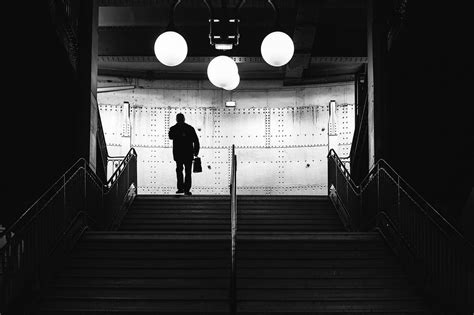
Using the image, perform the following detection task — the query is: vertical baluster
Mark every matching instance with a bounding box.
[447,239,453,300]
[397,175,401,235]
[345,176,349,208]
[440,236,446,301]
[39,214,43,263]
[374,163,380,214]
[435,226,441,293]
[429,224,434,292]
[101,183,105,226]
[427,221,433,292]
[82,165,86,213]
[453,250,458,305]
[333,157,336,196]
[440,235,446,297]
[1,248,4,302]
[47,204,51,250]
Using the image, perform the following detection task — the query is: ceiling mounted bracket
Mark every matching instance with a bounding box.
[266,0,281,30]
[167,0,182,31]
[203,0,241,51]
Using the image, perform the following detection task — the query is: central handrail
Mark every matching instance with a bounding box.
[229,144,237,315]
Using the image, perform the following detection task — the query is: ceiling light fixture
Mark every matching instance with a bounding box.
[261,31,294,67]
[260,0,294,67]
[153,0,294,90]
[223,72,240,91]
[207,55,239,89]
[154,31,187,67]
[154,0,188,67]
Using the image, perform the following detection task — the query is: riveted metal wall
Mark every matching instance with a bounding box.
[99,104,123,147]
[131,106,167,147]
[336,103,355,159]
[98,80,354,195]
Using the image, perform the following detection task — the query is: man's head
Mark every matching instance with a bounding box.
[176,113,185,123]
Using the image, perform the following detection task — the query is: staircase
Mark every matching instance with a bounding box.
[38,232,230,314]
[238,196,344,232]
[119,195,230,232]
[119,195,344,233]
[237,233,430,314]
[34,195,431,314]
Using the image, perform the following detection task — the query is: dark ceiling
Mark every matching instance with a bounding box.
[98,0,367,84]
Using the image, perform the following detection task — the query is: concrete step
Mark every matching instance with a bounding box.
[32,195,431,314]
[45,288,229,299]
[236,300,429,313]
[121,194,343,233]
[52,278,229,289]
[38,299,230,313]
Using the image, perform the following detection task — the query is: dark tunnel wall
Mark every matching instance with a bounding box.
[2,1,82,227]
[382,2,474,235]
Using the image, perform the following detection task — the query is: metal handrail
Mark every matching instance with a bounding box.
[1,147,137,311]
[1,148,137,239]
[229,144,237,315]
[329,148,473,248]
[106,154,127,182]
[107,155,127,160]
[1,158,90,239]
[106,148,137,188]
[328,150,359,192]
[371,159,472,247]
[327,148,474,312]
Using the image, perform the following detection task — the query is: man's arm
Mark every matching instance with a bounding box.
[168,126,175,140]
[192,127,200,156]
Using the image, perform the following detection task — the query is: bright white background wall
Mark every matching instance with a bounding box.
[98,77,354,195]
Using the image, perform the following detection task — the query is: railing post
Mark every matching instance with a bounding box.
[376,163,380,215]
[334,154,338,193]
[83,162,87,213]
[63,175,67,226]
[230,144,237,315]
[397,175,401,230]
[345,176,349,208]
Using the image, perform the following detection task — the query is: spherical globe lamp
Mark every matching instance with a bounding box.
[207,56,239,88]
[261,31,294,67]
[154,31,188,67]
[223,72,240,91]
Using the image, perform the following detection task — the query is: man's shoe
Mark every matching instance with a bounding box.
[185,191,192,196]
[176,189,184,194]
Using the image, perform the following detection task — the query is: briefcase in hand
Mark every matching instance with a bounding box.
[193,157,202,173]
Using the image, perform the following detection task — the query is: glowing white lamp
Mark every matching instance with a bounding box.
[154,31,188,66]
[223,72,240,90]
[207,56,238,88]
[260,31,294,67]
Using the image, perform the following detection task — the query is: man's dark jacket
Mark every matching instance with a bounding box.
[169,122,200,161]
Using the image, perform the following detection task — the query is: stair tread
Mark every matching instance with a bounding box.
[39,300,229,312]
[46,287,419,299]
[31,195,429,314]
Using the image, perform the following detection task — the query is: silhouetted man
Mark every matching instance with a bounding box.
[168,113,200,195]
